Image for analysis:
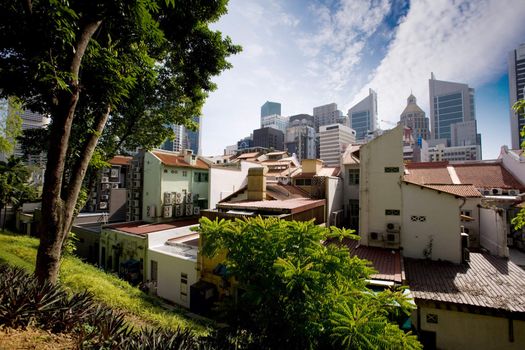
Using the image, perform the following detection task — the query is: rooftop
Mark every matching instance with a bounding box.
[327,238,403,283]
[413,183,482,198]
[218,198,325,214]
[152,151,209,170]
[105,219,199,236]
[109,155,133,166]
[405,252,525,313]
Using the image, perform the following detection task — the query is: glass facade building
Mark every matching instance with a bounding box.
[508,43,525,149]
[260,101,281,118]
[348,89,378,142]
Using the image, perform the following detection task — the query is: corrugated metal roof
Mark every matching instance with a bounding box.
[405,253,525,313]
[218,198,325,213]
[106,219,199,236]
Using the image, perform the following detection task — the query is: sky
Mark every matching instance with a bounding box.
[201,0,525,160]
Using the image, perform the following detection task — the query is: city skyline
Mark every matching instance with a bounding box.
[201,0,525,159]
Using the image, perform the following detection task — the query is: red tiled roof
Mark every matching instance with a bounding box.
[327,238,403,283]
[404,162,452,184]
[106,219,199,236]
[453,163,525,190]
[405,253,525,313]
[152,151,209,170]
[217,198,325,214]
[109,155,132,166]
[267,183,310,200]
[420,184,482,198]
[236,152,260,159]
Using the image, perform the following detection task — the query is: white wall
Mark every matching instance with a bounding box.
[499,147,525,185]
[148,247,198,308]
[461,198,482,248]
[401,183,462,263]
[359,126,404,244]
[208,161,262,209]
[480,207,509,257]
[326,176,344,226]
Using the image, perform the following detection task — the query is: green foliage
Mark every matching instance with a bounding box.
[0,230,210,334]
[512,99,525,231]
[197,217,421,350]
[0,97,23,155]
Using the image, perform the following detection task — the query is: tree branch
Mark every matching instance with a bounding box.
[21,0,32,16]
[70,20,102,83]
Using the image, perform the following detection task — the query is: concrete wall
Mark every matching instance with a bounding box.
[359,126,404,244]
[499,147,525,185]
[480,207,509,257]
[461,198,482,248]
[326,176,344,226]
[99,229,146,274]
[208,161,261,209]
[415,306,525,350]
[148,248,198,308]
[401,183,462,263]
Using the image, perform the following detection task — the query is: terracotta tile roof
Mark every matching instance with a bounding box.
[217,198,325,214]
[327,238,403,283]
[109,155,132,166]
[293,172,316,179]
[342,145,361,165]
[318,167,341,177]
[453,163,525,190]
[405,253,525,313]
[152,151,209,170]
[236,152,260,159]
[404,162,452,184]
[106,219,199,236]
[266,151,287,156]
[403,180,464,198]
[421,184,482,198]
[267,183,310,200]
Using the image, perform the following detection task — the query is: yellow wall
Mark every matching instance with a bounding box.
[416,306,525,350]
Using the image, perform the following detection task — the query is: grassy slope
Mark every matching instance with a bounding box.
[0,230,210,335]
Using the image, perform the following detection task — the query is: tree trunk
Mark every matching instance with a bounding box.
[34,19,102,284]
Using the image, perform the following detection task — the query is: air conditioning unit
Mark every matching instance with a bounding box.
[126,214,131,222]
[101,195,109,201]
[112,183,119,189]
[134,207,140,215]
[481,189,491,196]
[134,192,140,199]
[193,206,200,216]
[101,177,109,183]
[103,168,110,174]
[102,184,110,190]
[133,173,141,180]
[134,215,140,221]
[384,232,400,244]
[185,204,193,216]
[369,231,383,242]
[146,205,156,218]
[127,192,132,199]
[386,223,401,232]
[491,188,503,195]
[164,192,174,205]
[186,193,193,203]
[133,181,141,188]
[163,205,173,218]
[175,192,183,204]
[193,193,200,202]
[175,205,183,217]
[508,189,520,196]
[133,200,139,207]
[99,202,108,210]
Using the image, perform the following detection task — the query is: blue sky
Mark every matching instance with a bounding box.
[201,0,525,159]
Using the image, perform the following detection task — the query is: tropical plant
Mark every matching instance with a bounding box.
[197,217,421,350]
[512,99,525,231]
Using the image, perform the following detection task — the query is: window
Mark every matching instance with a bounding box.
[182,170,187,177]
[348,169,359,185]
[461,210,472,217]
[194,172,209,182]
[384,167,400,173]
[411,215,426,222]
[426,313,438,324]
[295,178,312,186]
[180,273,188,302]
[385,209,400,216]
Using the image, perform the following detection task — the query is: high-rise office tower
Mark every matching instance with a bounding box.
[261,101,281,118]
[160,116,201,155]
[509,43,525,149]
[253,127,284,151]
[313,103,347,131]
[399,94,429,142]
[319,124,356,167]
[348,89,378,142]
[261,114,289,134]
[285,114,316,161]
[428,73,479,148]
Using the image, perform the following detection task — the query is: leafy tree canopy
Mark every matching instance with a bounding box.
[0,0,240,283]
[0,97,23,155]
[197,217,421,350]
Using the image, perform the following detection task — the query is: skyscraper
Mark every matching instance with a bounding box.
[348,89,378,142]
[260,101,281,118]
[313,103,347,132]
[319,124,356,167]
[285,114,316,161]
[508,43,525,149]
[160,116,201,155]
[399,94,429,142]
[428,73,479,148]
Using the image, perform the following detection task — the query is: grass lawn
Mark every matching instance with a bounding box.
[0,230,211,335]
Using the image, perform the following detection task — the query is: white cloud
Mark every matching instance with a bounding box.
[351,0,525,124]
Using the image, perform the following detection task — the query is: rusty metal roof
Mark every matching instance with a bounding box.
[105,219,199,236]
[405,253,525,313]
